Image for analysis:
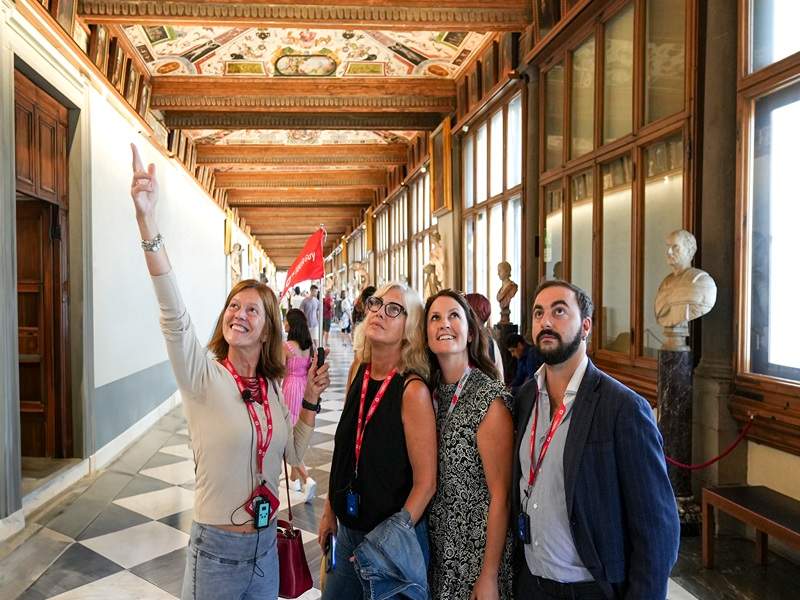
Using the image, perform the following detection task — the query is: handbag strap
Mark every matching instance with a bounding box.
[282,454,295,529]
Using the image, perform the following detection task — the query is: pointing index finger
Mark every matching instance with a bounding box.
[131,143,144,173]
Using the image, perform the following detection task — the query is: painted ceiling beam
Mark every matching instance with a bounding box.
[215,169,387,189]
[166,111,443,130]
[238,206,363,219]
[227,188,375,205]
[78,0,531,31]
[197,144,408,168]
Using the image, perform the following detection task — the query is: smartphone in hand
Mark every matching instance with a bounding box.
[325,533,336,572]
[317,346,326,368]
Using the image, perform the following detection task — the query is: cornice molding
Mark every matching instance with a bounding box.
[164,111,443,130]
[78,1,530,30]
[152,95,453,111]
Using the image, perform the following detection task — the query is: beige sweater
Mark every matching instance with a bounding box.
[152,271,313,525]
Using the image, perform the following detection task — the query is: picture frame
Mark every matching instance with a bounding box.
[50,0,77,35]
[429,117,453,217]
[117,56,131,94]
[124,64,140,107]
[137,81,151,117]
[88,25,110,73]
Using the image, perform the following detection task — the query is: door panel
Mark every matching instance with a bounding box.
[16,200,55,458]
[36,110,59,203]
[14,92,36,196]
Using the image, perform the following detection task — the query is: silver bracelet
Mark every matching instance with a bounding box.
[141,233,164,252]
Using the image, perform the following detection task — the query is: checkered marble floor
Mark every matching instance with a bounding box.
[1,330,354,600]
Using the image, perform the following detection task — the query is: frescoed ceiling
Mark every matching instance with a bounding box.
[90,3,510,268]
[124,26,487,79]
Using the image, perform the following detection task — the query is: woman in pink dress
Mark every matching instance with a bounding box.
[282,309,316,502]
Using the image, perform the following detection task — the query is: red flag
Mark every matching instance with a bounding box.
[281,228,326,299]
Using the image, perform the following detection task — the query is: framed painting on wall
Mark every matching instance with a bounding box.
[50,0,77,35]
[88,25,110,72]
[429,117,453,216]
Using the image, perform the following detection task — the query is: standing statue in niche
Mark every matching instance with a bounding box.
[351,261,368,292]
[654,229,717,351]
[230,242,243,288]
[423,263,441,300]
[496,261,519,325]
[429,228,446,287]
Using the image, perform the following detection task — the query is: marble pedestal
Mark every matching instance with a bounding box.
[493,322,518,386]
[658,349,701,536]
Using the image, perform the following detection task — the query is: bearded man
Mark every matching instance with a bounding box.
[511,280,679,600]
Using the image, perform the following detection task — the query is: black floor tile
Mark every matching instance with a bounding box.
[159,509,194,534]
[76,503,152,541]
[19,544,122,599]
[43,496,109,540]
[113,474,173,500]
[142,451,190,470]
[130,546,187,597]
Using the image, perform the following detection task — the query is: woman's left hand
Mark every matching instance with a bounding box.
[305,361,330,404]
[469,572,499,600]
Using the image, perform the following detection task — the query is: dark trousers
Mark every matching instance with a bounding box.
[515,562,608,600]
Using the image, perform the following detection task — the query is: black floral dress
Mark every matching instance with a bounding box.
[428,368,515,599]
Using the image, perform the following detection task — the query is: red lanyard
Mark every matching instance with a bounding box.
[221,358,273,478]
[527,391,568,488]
[354,365,397,477]
[435,367,472,432]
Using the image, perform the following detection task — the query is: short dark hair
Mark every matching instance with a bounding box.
[294,286,301,295]
[507,333,527,349]
[310,284,318,292]
[532,280,594,321]
[285,309,312,351]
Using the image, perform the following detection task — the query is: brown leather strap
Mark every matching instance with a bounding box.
[282,455,295,531]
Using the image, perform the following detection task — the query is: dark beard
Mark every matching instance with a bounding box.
[536,328,583,365]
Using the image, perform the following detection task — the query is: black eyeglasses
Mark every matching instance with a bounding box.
[366,295,407,318]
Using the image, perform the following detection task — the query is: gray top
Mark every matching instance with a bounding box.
[300,295,320,328]
[518,354,593,583]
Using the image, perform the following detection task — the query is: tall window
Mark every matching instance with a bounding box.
[389,190,409,283]
[375,208,390,285]
[462,90,524,325]
[537,1,691,375]
[410,169,435,295]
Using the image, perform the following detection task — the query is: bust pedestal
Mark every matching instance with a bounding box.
[657,347,700,536]
[493,323,518,386]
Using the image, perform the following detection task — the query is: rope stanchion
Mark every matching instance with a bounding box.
[665,416,754,471]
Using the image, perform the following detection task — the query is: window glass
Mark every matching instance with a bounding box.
[463,230,471,291]
[604,4,634,143]
[543,182,564,280]
[752,0,800,72]
[489,203,504,320]
[507,94,523,188]
[570,169,593,295]
[643,135,684,357]
[601,155,633,353]
[476,123,488,203]
[645,0,686,123]
[545,63,565,170]
[491,109,505,197]
[571,36,595,159]
[476,210,488,296]
[424,172,431,229]
[464,134,475,209]
[538,0,562,40]
[747,83,800,380]
[506,196,523,325]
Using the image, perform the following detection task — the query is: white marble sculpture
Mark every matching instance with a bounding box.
[654,229,717,351]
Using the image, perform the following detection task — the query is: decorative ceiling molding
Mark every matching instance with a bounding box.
[164,111,443,130]
[228,188,375,204]
[197,144,408,167]
[151,77,455,113]
[215,170,387,189]
[78,1,531,31]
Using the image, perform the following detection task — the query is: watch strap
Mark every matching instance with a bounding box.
[302,399,321,413]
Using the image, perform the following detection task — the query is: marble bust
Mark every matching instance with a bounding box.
[654,229,716,350]
[496,261,519,325]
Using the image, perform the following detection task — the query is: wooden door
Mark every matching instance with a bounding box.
[14,88,36,197]
[17,199,57,457]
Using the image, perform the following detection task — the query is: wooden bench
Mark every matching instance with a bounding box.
[702,485,800,569]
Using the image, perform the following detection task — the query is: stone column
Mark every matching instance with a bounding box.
[693,0,745,499]
[0,0,23,529]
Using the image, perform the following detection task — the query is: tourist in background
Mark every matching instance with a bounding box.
[351,285,377,330]
[282,309,317,503]
[466,292,505,382]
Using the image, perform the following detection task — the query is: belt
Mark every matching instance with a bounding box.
[532,574,605,599]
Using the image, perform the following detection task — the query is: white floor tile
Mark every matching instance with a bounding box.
[296,589,321,600]
[668,578,700,600]
[114,485,195,520]
[160,444,194,460]
[316,410,342,424]
[80,521,189,569]
[176,428,189,436]
[49,570,179,599]
[311,440,336,452]
[320,400,345,411]
[141,460,195,485]
[314,422,340,436]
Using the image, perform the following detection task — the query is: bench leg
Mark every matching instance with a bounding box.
[755,530,768,565]
[702,499,715,569]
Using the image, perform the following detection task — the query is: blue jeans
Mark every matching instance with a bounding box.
[322,518,430,600]
[181,521,278,600]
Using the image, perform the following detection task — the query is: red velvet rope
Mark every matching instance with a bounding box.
[665,418,754,471]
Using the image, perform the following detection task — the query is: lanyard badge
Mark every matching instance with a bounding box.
[349,365,397,517]
[434,367,472,435]
[221,358,277,526]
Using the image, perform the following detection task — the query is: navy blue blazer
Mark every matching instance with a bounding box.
[512,360,680,600]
